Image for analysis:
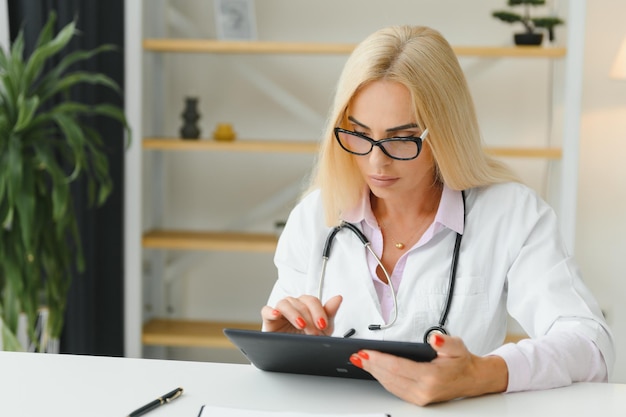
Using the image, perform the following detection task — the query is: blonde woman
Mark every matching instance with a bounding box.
[261,25,613,405]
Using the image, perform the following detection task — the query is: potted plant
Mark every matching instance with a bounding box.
[493,0,565,46]
[0,12,129,352]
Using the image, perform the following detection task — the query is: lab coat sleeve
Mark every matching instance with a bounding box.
[265,191,326,311]
[488,188,615,391]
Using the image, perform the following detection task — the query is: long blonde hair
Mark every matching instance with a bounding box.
[310,25,518,226]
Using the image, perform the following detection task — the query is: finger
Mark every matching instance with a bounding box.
[290,294,343,335]
[274,296,322,335]
[292,294,342,334]
[261,305,293,333]
[428,334,466,359]
[351,350,432,406]
[323,295,343,318]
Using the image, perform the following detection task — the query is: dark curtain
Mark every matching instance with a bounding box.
[7,0,125,356]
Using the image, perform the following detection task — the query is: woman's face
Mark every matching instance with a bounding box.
[345,80,436,200]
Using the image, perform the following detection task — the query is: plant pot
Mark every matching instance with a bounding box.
[514,32,544,46]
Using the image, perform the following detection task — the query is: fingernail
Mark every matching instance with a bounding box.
[357,350,369,360]
[432,334,444,347]
[295,317,306,329]
[349,354,363,368]
[271,309,280,316]
[317,317,327,330]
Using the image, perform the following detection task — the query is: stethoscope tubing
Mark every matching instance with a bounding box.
[318,222,399,330]
[318,190,465,342]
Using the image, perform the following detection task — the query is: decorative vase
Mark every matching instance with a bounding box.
[180,97,201,139]
[514,32,543,46]
[212,123,236,142]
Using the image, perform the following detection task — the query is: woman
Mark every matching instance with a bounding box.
[260,25,614,405]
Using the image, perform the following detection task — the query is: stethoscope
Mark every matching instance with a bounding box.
[318,191,465,343]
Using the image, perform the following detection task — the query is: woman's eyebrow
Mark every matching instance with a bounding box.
[386,123,420,132]
[347,116,368,129]
[347,116,419,132]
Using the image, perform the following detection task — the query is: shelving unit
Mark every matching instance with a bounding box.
[143,138,562,159]
[125,1,586,358]
[142,38,567,58]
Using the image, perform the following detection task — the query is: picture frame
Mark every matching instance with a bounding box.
[214,0,257,41]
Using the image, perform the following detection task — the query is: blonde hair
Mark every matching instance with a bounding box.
[309,25,518,226]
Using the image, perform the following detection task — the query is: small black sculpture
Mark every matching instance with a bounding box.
[180,97,201,139]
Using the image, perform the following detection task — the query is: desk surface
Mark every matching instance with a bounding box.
[2,351,625,417]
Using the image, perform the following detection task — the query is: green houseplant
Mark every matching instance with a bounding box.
[0,12,129,352]
[493,0,565,46]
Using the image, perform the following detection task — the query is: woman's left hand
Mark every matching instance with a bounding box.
[349,334,508,406]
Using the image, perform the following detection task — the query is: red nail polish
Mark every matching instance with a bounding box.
[357,350,369,360]
[295,317,306,329]
[271,309,280,316]
[349,355,363,368]
[432,334,444,347]
[317,317,327,330]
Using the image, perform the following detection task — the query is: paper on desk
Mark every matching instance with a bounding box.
[198,405,389,417]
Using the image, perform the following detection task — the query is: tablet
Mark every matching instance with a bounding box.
[223,328,437,380]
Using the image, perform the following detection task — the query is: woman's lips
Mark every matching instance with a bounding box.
[369,175,399,187]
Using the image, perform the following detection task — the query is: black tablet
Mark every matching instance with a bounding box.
[223,328,437,380]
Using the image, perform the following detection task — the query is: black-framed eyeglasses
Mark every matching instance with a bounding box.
[334,128,429,161]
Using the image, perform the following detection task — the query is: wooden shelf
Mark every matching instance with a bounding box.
[143,39,566,58]
[144,138,561,160]
[142,317,526,348]
[143,138,318,153]
[142,230,279,252]
[142,318,260,348]
[486,147,562,159]
[454,45,566,58]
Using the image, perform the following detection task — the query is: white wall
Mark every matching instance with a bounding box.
[577,0,626,383]
[140,0,626,381]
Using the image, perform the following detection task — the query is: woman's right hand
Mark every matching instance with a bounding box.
[261,294,343,336]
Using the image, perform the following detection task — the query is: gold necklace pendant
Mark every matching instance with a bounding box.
[395,242,405,250]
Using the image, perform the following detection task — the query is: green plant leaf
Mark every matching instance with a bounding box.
[0,70,18,124]
[39,72,120,104]
[0,45,9,71]
[13,94,40,133]
[5,135,23,218]
[0,313,24,351]
[34,44,117,98]
[15,167,36,261]
[33,11,58,51]
[50,112,87,180]
[22,18,76,92]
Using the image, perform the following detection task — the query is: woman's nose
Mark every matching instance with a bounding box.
[368,144,392,166]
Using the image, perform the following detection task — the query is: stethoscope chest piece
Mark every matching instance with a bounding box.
[423,325,448,344]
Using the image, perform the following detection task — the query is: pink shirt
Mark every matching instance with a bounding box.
[342,185,463,322]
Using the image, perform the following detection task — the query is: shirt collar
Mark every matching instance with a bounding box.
[341,184,465,235]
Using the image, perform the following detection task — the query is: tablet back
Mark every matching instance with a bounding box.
[223,328,436,380]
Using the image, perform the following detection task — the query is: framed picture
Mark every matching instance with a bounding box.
[214,0,257,41]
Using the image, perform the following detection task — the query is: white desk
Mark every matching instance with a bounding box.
[2,351,624,416]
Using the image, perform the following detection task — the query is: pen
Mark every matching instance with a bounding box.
[126,387,184,417]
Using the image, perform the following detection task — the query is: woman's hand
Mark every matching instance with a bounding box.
[349,334,509,406]
[261,294,343,336]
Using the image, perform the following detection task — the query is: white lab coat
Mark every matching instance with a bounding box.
[267,182,614,389]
